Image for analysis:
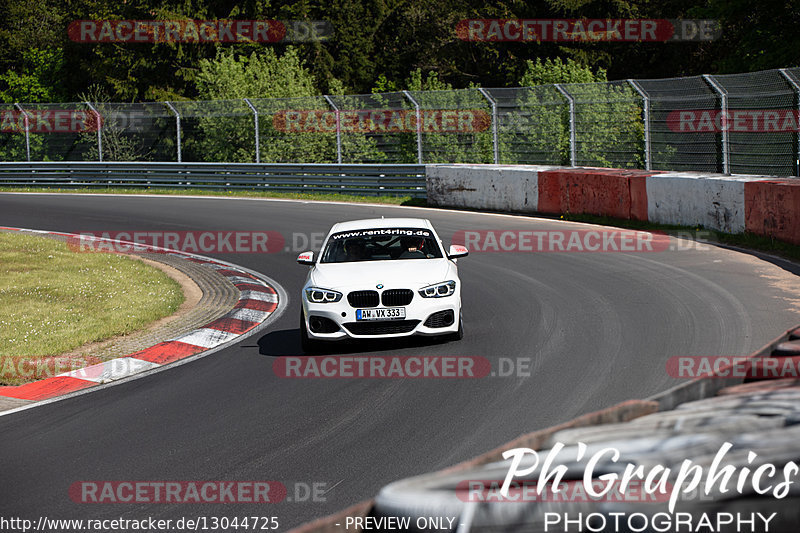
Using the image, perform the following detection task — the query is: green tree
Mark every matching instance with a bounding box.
[514,57,642,167]
[0,48,67,161]
[78,85,165,162]
[192,47,384,164]
[0,48,66,103]
[0,0,66,91]
[191,48,322,162]
[694,0,800,74]
[404,69,492,163]
[520,57,606,87]
[325,78,387,164]
[195,47,318,100]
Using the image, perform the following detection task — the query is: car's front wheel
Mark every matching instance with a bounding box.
[447,314,464,342]
[300,310,321,353]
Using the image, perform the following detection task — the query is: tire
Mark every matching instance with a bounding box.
[447,314,464,342]
[300,310,320,353]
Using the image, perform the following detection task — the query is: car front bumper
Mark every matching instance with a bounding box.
[302,295,461,340]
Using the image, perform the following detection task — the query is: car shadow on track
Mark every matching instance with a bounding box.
[256,328,452,357]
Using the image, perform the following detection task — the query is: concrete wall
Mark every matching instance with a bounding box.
[645,173,777,233]
[745,180,800,245]
[427,164,800,245]
[426,164,554,212]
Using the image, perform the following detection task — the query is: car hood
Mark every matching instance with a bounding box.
[310,259,455,291]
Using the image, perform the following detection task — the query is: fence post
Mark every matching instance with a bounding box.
[478,88,499,164]
[402,90,423,164]
[243,98,260,163]
[628,80,651,171]
[779,68,800,177]
[164,102,182,162]
[323,95,342,164]
[703,74,730,175]
[13,103,31,162]
[554,84,576,167]
[84,102,103,162]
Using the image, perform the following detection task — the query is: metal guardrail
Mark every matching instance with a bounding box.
[0,162,427,198]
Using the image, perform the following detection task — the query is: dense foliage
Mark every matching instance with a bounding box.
[0,0,797,102]
[1,0,796,167]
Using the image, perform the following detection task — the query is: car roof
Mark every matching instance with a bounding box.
[329,218,434,233]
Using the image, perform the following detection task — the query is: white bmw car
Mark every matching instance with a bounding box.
[297,218,468,351]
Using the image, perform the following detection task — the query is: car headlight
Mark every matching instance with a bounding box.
[305,287,343,303]
[419,280,456,298]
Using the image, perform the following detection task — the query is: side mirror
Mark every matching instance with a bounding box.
[297,251,315,266]
[447,244,469,259]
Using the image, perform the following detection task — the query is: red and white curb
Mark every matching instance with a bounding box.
[0,227,282,405]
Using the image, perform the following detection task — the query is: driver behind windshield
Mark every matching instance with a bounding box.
[344,238,368,261]
[399,236,427,259]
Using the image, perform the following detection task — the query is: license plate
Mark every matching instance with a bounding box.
[356,307,406,321]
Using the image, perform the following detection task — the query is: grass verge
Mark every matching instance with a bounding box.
[0,186,427,207]
[0,233,184,385]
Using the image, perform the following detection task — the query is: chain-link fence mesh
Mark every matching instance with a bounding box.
[487,86,566,165]
[565,80,644,169]
[408,88,493,164]
[170,99,255,163]
[636,75,719,172]
[3,67,800,176]
[250,96,336,163]
[784,68,800,176]
[16,102,97,161]
[95,102,178,162]
[712,70,798,176]
[0,103,27,161]
[326,92,412,164]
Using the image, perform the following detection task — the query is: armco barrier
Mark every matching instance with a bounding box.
[0,162,427,198]
[426,164,800,245]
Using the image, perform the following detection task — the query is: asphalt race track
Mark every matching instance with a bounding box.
[2,193,800,530]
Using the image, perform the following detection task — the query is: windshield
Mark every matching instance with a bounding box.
[320,228,443,263]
